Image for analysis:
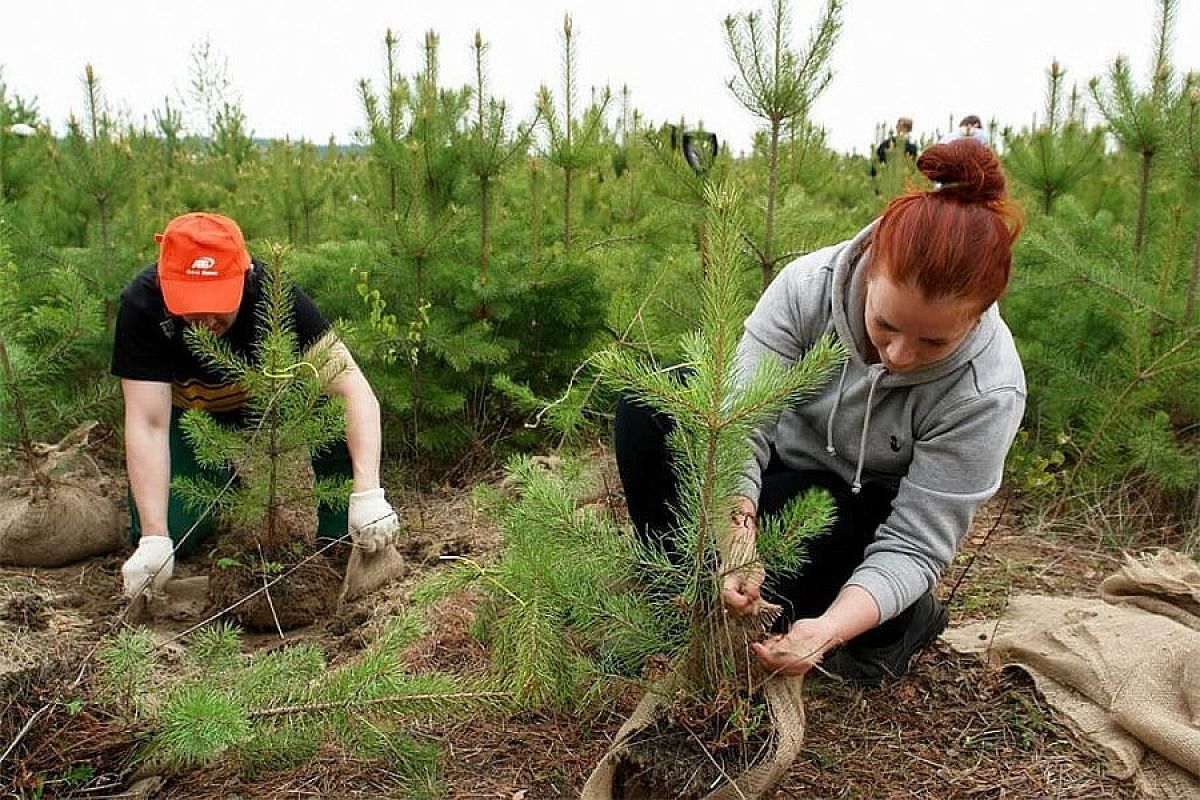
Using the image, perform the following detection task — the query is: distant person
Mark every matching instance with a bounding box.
[872,117,919,176]
[940,115,990,147]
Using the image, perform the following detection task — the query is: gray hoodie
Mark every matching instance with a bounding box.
[736,222,1025,622]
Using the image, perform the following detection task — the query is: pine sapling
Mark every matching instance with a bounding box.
[579,186,842,799]
[176,243,350,630]
[725,0,844,289]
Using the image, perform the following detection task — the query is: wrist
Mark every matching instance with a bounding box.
[794,616,845,659]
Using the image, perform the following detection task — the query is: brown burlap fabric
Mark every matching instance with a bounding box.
[580,673,806,800]
[942,549,1200,800]
[340,544,407,603]
[0,484,123,567]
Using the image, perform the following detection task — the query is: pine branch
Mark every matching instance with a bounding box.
[248,690,511,720]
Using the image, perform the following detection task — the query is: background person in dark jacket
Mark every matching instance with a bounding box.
[873,116,919,172]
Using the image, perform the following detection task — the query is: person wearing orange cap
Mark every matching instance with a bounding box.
[111,212,399,598]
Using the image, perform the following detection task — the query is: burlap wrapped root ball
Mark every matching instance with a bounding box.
[0,482,123,567]
[581,673,807,800]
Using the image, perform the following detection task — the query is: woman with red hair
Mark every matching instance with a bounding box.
[615,138,1025,685]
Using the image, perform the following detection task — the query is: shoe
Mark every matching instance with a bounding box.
[822,592,949,688]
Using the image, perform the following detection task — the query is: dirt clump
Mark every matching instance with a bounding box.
[207,540,341,632]
[2,592,50,630]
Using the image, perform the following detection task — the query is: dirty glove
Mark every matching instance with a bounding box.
[122,535,175,598]
[348,488,399,553]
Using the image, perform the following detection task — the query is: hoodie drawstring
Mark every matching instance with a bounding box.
[825,362,885,495]
[851,368,886,494]
[825,361,851,456]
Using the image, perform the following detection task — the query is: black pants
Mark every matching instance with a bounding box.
[614,395,919,648]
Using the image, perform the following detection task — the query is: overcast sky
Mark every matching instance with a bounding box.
[2,1,1197,156]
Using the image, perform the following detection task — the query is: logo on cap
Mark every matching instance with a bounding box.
[188,256,219,276]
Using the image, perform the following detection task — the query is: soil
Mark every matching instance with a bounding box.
[0,450,1173,799]
[206,540,342,632]
[612,702,775,799]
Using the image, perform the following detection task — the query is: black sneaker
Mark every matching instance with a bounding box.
[821,592,949,688]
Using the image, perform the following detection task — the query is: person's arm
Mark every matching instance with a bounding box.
[122,379,173,538]
[752,585,880,676]
[754,384,1025,675]
[120,379,177,598]
[321,338,398,552]
[324,341,382,493]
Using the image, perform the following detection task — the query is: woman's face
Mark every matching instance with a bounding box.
[864,270,979,373]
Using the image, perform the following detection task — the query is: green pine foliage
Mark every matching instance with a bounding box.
[0,1,1194,577]
[1088,0,1180,256]
[1007,197,1199,516]
[537,14,612,251]
[95,615,500,788]
[174,244,349,548]
[0,225,110,470]
[414,454,678,711]
[725,0,845,287]
[264,138,332,245]
[1006,61,1104,215]
[1173,72,1200,323]
[593,183,841,695]
[48,65,132,251]
[429,184,844,718]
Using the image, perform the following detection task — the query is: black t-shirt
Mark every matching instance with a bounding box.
[111,260,331,423]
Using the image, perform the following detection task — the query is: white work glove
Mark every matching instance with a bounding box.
[122,535,175,598]
[348,488,399,553]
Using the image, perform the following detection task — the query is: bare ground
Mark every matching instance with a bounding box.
[0,454,1158,799]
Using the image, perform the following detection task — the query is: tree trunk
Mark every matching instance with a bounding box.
[762,119,781,291]
[563,165,573,250]
[0,338,47,486]
[98,198,111,251]
[479,178,491,286]
[1186,213,1200,323]
[1134,151,1152,256]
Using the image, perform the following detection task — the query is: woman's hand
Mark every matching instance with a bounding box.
[721,496,763,616]
[752,617,843,677]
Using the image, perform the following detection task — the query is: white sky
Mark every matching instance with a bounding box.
[2,1,1197,156]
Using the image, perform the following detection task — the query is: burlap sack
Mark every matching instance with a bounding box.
[0,484,123,567]
[339,544,408,603]
[942,549,1200,800]
[580,673,806,800]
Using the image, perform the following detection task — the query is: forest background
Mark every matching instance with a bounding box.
[1,0,1197,536]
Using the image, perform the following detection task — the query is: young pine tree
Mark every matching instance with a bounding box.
[538,13,612,250]
[0,225,110,477]
[1006,61,1104,215]
[49,64,132,251]
[1088,0,1179,256]
[468,30,537,297]
[725,0,844,289]
[100,614,505,792]
[595,183,843,698]
[175,245,349,628]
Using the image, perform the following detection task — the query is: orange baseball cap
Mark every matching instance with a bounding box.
[155,212,252,316]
